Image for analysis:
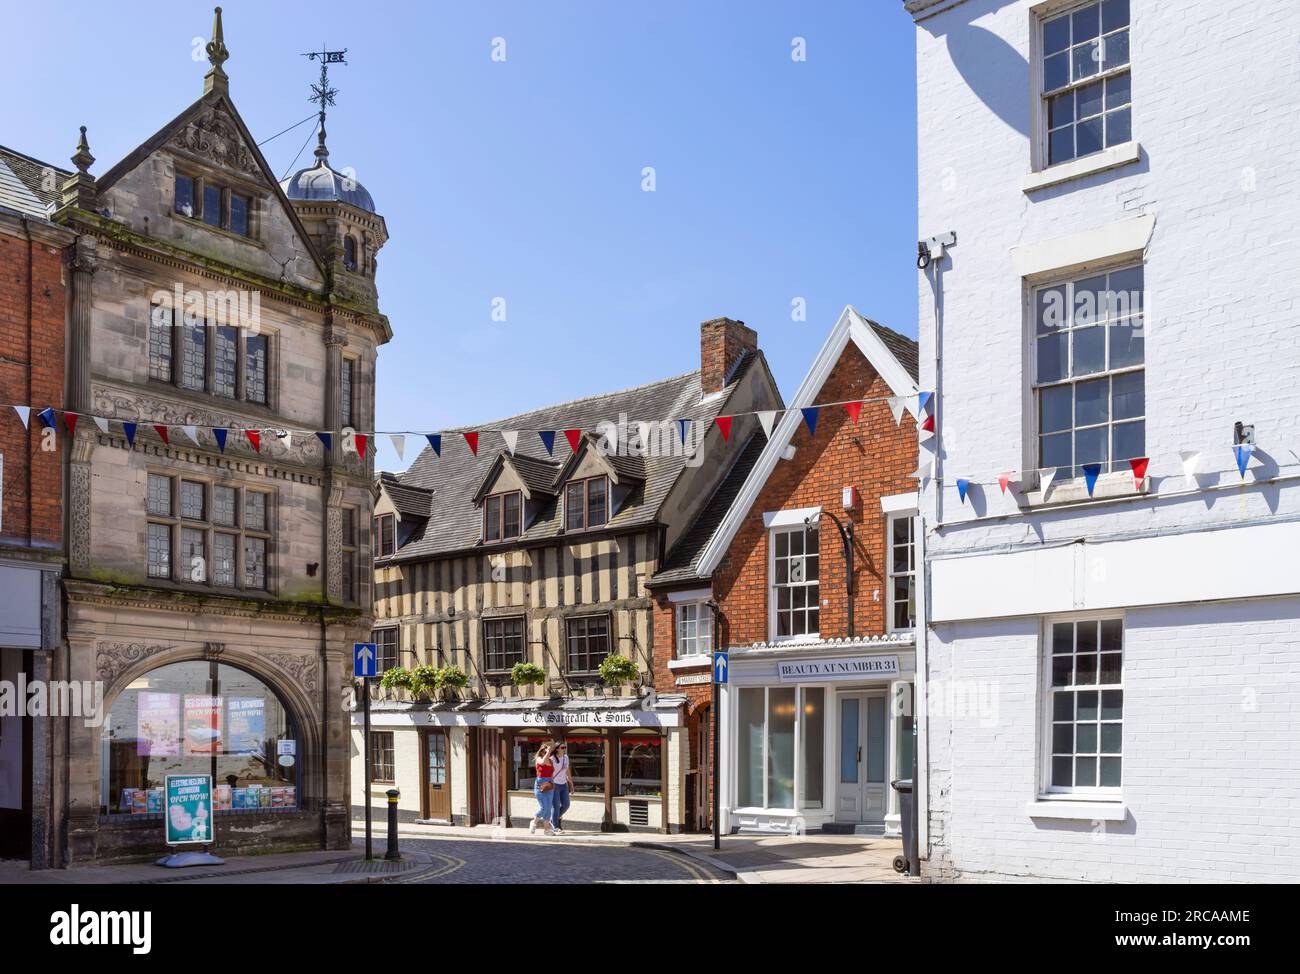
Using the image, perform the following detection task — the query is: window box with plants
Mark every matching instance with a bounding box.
[598,654,638,688]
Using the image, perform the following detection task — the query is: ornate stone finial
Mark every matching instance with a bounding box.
[206,7,229,72]
[71,126,94,174]
[203,7,230,95]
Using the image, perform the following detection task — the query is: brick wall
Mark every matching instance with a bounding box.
[712,343,916,645]
[0,227,66,549]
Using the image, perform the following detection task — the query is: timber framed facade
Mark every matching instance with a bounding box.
[354,317,782,833]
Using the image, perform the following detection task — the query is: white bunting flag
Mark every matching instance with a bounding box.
[1180,450,1202,489]
[279,429,292,450]
[93,416,110,435]
[390,433,406,462]
[887,397,905,426]
[12,405,29,429]
[904,396,922,421]
[500,430,518,456]
[909,459,935,482]
[180,424,198,445]
[756,410,778,439]
[1040,466,1058,497]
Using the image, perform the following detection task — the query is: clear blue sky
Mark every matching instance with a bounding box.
[1,0,918,473]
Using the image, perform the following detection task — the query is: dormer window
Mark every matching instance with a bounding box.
[374,513,395,558]
[484,491,522,543]
[565,476,608,531]
[343,235,358,271]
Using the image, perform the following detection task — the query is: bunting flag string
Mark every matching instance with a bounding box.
[1,398,1293,507]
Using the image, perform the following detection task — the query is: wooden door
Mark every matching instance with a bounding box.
[423,730,452,822]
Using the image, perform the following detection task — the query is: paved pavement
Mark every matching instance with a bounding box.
[0,826,910,885]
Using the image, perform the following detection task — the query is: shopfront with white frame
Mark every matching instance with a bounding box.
[718,636,916,836]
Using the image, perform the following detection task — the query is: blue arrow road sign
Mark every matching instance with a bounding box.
[354,642,377,678]
[713,651,728,685]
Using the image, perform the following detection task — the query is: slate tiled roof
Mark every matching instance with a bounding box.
[378,472,434,518]
[382,357,761,562]
[868,321,918,382]
[0,146,68,217]
[508,453,565,494]
[650,429,768,586]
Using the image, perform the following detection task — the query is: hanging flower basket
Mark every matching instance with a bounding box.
[511,662,547,688]
[598,654,638,687]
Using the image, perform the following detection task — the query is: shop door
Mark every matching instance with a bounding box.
[475,729,503,825]
[0,649,31,860]
[835,692,887,824]
[423,730,452,822]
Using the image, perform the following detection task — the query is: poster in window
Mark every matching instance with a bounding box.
[226,698,265,756]
[137,692,180,756]
[183,695,223,755]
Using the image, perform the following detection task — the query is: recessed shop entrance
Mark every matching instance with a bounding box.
[0,649,32,860]
[836,690,888,826]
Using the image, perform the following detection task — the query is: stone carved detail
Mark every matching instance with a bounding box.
[203,642,226,660]
[172,106,261,177]
[96,642,173,686]
[69,461,93,571]
[89,387,324,465]
[326,506,343,602]
[264,652,321,703]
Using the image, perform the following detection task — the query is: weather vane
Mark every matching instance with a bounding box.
[302,46,348,161]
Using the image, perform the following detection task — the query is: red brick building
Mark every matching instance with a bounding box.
[0,146,74,863]
[648,307,921,835]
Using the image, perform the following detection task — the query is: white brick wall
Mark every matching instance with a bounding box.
[926,598,1300,882]
[910,0,1300,881]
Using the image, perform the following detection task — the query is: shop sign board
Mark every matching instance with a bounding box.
[776,655,901,683]
[164,775,214,846]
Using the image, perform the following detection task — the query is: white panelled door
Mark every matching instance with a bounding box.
[836,691,887,824]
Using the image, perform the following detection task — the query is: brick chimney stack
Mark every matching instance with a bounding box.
[700,317,758,395]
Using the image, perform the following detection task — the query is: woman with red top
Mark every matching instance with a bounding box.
[529,741,557,835]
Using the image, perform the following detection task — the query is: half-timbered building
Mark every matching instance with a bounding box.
[357,318,780,833]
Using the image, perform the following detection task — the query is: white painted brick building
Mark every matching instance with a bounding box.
[904,0,1300,881]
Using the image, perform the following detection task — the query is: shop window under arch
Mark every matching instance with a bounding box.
[101,660,301,817]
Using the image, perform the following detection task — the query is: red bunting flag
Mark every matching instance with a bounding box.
[154,424,170,445]
[355,433,369,457]
[714,416,732,442]
[564,429,583,453]
[245,429,261,453]
[463,432,479,456]
[998,472,1012,494]
[844,401,863,424]
[1129,456,1149,490]
[63,411,79,436]
[920,413,935,433]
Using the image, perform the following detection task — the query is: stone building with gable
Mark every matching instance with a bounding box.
[19,8,390,865]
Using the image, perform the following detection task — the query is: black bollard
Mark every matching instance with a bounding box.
[385,788,401,861]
